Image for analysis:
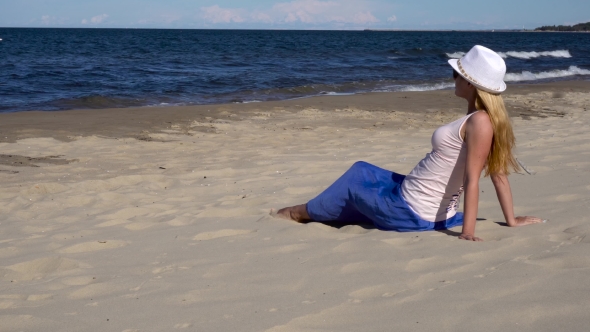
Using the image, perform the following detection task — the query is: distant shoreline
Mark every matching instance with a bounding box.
[1,27,589,32]
[363,29,590,33]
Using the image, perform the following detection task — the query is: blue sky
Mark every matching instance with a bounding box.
[1,0,588,30]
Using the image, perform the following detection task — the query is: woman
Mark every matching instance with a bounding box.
[275,45,543,241]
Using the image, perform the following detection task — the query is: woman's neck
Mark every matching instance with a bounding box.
[466,94,478,114]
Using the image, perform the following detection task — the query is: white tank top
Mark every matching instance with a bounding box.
[400,112,479,222]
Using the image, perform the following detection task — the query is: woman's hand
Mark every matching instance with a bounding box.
[459,234,483,241]
[512,216,544,227]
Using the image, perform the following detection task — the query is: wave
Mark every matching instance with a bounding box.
[372,82,454,93]
[50,95,148,109]
[446,52,465,59]
[504,66,590,82]
[319,91,356,96]
[447,50,572,60]
[396,82,455,92]
[498,50,572,59]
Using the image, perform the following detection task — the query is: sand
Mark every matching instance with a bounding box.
[0,81,589,331]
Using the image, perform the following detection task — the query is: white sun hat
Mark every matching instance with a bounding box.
[448,45,507,94]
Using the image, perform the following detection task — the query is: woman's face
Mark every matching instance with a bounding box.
[453,73,475,100]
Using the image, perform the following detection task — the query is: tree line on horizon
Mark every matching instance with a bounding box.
[535,22,590,31]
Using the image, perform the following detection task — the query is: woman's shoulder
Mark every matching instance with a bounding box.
[467,110,492,125]
[465,111,493,136]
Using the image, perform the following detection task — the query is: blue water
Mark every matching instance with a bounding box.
[1,28,589,113]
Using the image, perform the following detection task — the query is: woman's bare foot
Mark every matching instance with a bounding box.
[270,204,310,223]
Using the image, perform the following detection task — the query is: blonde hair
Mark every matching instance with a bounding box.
[474,89,520,176]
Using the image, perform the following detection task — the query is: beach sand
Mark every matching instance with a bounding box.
[1,81,589,331]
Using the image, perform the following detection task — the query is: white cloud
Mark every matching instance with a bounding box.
[200,0,380,26]
[273,0,339,23]
[387,15,397,22]
[201,5,245,23]
[39,15,68,26]
[251,11,273,23]
[41,15,52,25]
[82,14,108,25]
[160,13,183,24]
[92,14,108,23]
[352,11,380,24]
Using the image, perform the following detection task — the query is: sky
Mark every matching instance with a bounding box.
[1,0,589,30]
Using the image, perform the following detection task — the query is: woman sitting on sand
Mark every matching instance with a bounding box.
[275,45,543,241]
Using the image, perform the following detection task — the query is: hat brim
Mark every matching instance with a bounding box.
[448,59,506,94]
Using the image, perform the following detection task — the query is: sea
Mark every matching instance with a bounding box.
[1,28,589,113]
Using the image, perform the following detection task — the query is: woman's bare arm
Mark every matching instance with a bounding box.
[460,112,493,241]
[491,173,544,226]
[490,173,517,226]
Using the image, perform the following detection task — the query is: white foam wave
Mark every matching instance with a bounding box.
[400,82,455,92]
[447,50,571,60]
[504,66,590,82]
[320,92,355,96]
[498,50,571,59]
[446,52,465,59]
[379,82,455,92]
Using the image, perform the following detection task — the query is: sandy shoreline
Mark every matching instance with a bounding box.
[1,81,590,331]
[1,80,588,143]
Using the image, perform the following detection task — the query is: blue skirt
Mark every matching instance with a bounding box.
[306,161,464,232]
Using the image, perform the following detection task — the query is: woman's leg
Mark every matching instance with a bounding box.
[275,161,428,231]
[305,161,394,224]
[275,204,310,222]
[275,161,382,223]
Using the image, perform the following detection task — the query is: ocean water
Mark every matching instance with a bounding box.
[1,28,589,113]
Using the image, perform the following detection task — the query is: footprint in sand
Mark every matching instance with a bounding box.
[338,225,372,234]
[167,216,195,227]
[553,194,581,202]
[548,224,590,244]
[277,243,308,253]
[174,323,193,329]
[405,256,465,273]
[58,240,127,254]
[26,294,54,301]
[0,246,18,258]
[95,219,130,227]
[193,229,254,241]
[525,252,590,270]
[21,225,56,234]
[331,241,361,253]
[340,262,379,274]
[61,276,98,286]
[0,294,53,310]
[1,256,79,281]
[198,207,260,218]
[548,233,588,245]
[381,236,422,248]
[23,182,70,195]
[283,186,320,195]
[0,314,53,330]
[152,265,179,275]
[348,285,401,300]
[68,282,126,300]
[563,224,590,235]
[125,222,157,231]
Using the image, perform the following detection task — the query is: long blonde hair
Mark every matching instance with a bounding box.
[474,89,520,176]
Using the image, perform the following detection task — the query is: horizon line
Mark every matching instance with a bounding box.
[0,26,558,32]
